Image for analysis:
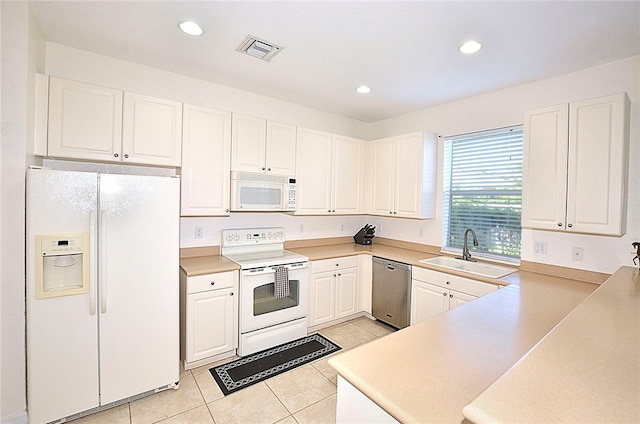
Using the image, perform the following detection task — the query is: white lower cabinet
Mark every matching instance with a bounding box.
[180,270,238,370]
[410,267,498,325]
[309,256,359,328]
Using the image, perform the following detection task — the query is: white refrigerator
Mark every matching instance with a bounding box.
[26,167,180,424]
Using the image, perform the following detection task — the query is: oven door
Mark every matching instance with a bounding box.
[239,262,309,333]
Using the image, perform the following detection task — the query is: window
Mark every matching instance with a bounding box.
[442,126,523,261]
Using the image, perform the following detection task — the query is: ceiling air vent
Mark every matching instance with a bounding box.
[236,35,283,62]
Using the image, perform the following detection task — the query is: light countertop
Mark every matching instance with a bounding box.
[328,268,599,423]
[463,266,640,423]
[180,241,513,286]
[179,254,239,276]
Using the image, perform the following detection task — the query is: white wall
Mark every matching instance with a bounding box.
[1,2,46,422]
[367,56,640,274]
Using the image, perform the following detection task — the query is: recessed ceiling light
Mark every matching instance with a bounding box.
[356,85,372,94]
[179,21,204,36]
[459,40,482,54]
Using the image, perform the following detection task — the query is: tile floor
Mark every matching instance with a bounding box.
[74,317,395,424]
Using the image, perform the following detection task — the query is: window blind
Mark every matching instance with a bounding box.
[443,126,523,260]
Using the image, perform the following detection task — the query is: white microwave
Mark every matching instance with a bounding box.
[230,171,297,212]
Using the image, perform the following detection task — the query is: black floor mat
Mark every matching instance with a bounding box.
[210,333,341,395]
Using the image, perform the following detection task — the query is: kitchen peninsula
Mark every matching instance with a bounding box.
[328,265,638,423]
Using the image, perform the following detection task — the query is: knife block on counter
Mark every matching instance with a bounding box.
[354,224,375,245]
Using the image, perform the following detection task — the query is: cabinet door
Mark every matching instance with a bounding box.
[309,271,335,327]
[395,132,427,218]
[266,121,297,175]
[231,114,266,172]
[448,290,476,310]
[186,289,236,362]
[48,77,123,162]
[181,105,232,216]
[521,104,569,231]
[371,137,396,216]
[295,127,333,214]
[122,92,183,166]
[567,93,630,235]
[332,135,362,214]
[410,280,447,325]
[335,267,359,319]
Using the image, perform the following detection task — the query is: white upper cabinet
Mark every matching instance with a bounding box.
[522,93,630,235]
[48,77,123,162]
[266,121,297,175]
[122,92,183,166]
[295,128,333,214]
[180,104,232,216]
[46,76,182,166]
[331,135,362,214]
[370,131,437,219]
[231,114,296,175]
[295,128,362,215]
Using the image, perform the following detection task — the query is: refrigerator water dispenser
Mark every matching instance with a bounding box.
[35,234,90,299]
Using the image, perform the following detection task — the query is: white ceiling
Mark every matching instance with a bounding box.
[31,1,640,123]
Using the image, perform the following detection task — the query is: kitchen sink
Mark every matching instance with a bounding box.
[419,256,516,279]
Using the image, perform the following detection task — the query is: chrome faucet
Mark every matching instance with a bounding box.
[461,228,478,261]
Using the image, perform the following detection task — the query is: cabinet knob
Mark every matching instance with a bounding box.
[389,211,393,215]
[230,292,234,296]
[267,168,271,171]
[443,292,447,296]
[113,153,119,158]
[226,209,230,213]
[338,273,341,276]
[124,153,129,159]
[393,211,397,215]
[567,223,573,228]
[450,294,454,298]
[558,222,563,227]
[262,167,266,171]
[332,209,336,213]
[210,281,215,286]
[328,210,331,213]
[446,281,450,285]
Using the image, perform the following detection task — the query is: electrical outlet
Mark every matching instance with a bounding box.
[572,246,584,261]
[195,226,204,239]
[299,224,304,233]
[340,224,345,232]
[533,241,547,254]
[419,227,424,237]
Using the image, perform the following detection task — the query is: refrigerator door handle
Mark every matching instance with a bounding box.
[100,210,108,314]
[89,209,97,315]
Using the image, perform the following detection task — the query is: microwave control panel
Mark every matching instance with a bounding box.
[287,178,297,210]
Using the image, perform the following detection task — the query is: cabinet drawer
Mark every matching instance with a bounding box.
[312,256,359,274]
[187,271,236,294]
[412,267,498,297]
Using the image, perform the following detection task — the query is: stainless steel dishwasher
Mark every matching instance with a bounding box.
[372,257,411,329]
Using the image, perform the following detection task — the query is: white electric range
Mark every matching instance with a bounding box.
[221,228,309,356]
